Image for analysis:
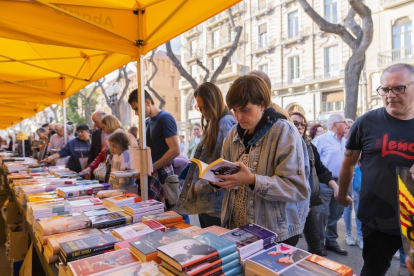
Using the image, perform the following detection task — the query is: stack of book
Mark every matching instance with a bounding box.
[87,211,132,229]
[28,200,73,225]
[157,232,243,276]
[66,248,140,276]
[57,183,110,198]
[59,233,119,264]
[141,210,184,228]
[66,197,104,213]
[103,193,141,208]
[123,199,165,223]
[96,189,126,199]
[35,214,92,245]
[100,261,165,276]
[219,223,277,262]
[43,228,102,264]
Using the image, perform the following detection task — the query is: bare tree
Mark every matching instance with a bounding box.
[166,8,243,90]
[78,84,99,127]
[146,49,166,109]
[49,105,61,123]
[297,0,373,120]
[97,65,131,121]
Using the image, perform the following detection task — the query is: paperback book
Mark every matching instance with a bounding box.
[102,261,165,276]
[190,158,241,182]
[46,228,103,255]
[245,244,311,275]
[89,211,132,229]
[141,210,184,225]
[305,255,353,276]
[103,193,141,208]
[112,222,154,240]
[124,199,165,214]
[67,248,139,276]
[36,214,91,237]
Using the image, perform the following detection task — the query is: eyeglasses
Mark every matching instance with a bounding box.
[293,121,307,128]
[376,80,414,96]
[335,121,347,125]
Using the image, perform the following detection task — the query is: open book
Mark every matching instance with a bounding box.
[190,158,241,182]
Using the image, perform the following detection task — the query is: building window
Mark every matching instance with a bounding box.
[258,0,266,11]
[324,45,339,77]
[288,11,299,39]
[190,39,197,53]
[191,64,197,77]
[392,17,412,62]
[259,64,268,75]
[259,23,268,48]
[171,76,174,88]
[212,29,220,49]
[288,56,300,83]
[324,0,338,24]
[322,91,344,112]
[211,57,220,71]
[175,97,179,112]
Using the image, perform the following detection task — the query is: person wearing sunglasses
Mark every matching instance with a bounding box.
[290,112,345,256]
[338,63,414,276]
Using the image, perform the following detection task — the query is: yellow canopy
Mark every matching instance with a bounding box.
[0,0,241,129]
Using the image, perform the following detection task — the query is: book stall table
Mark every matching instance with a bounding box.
[1,158,58,276]
[0,156,354,276]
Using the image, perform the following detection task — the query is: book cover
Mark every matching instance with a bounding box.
[37,215,91,236]
[114,235,147,250]
[67,248,139,276]
[240,223,277,245]
[96,189,126,199]
[245,244,311,275]
[279,259,340,276]
[43,246,58,264]
[143,219,167,232]
[60,233,119,259]
[190,158,241,182]
[199,259,242,276]
[129,230,189,262]
[142,210,184,225]
[46,228,103,255]
[193,233,237,258]
[112,222,154,240]
[157,237,219,272]
[219,227,263,259]
[103,194,141,208]
[132,208,164,223]
[83,208,111,218]
[189,225,230,237]
[89,212,129,229]
[99,261,164,276]
[124,199,165,214]
[306,255,353,276]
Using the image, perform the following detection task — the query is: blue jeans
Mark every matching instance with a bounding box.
[316,184,345,247]
[343,198,362,238]
[400,246,407,267]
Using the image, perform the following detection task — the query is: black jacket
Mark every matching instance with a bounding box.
[88,129,102,165]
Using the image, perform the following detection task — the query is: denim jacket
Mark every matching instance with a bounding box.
[175,115,237,217]
[221,119,310,241]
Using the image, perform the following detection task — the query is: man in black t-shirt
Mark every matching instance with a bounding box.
[338,63,414,276]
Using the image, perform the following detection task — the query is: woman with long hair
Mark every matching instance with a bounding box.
[309,123,325,139]
[175,82,237,228]
[213,75,309,246]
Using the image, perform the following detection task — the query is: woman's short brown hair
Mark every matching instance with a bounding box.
[107,132,130,152]
[101,115,121,134]
[226,75,271,109]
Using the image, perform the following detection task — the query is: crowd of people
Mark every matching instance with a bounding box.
[6,63,414,276]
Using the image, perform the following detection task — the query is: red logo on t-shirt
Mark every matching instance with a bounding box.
[381,134,414,160]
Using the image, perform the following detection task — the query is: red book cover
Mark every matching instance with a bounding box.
[67,248,139,276]
[306,254,353,276]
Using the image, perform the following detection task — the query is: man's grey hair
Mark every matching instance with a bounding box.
[92,111,106,121]
[327,114,344,130]
[248,70,271,90]
[345,118,354,124]
[382,63,414,78]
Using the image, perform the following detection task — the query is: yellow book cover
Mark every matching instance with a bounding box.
[190,158,241,182]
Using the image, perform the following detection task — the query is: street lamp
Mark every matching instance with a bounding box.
[107,82,121,115]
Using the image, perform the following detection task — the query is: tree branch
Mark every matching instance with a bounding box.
[97,78,111,107]
[297,0,357,50]
[146,49,166,109]
[196,59,210,83]
[344,9,362,39]
[210,22,243,83]
[166,41,198,90]
[349,0,373,54]
[118,65,131,103]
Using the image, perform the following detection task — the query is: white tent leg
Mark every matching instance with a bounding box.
[62,99,67,144]
[137,56,148,200]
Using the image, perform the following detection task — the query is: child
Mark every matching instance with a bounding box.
[107,132,137,193]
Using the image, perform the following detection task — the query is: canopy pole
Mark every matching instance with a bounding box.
[62,98,67,144]
[137,56,148,201]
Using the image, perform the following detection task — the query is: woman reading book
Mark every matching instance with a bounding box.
[175,82,236,228]
[212,75,310,246]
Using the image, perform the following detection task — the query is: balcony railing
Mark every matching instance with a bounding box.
[183,49,204,61]
[252,0,269,15]
[282,30,305,43]
[377,46,414,67]
[380,0,412,9]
